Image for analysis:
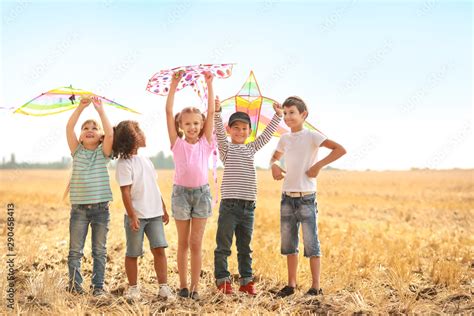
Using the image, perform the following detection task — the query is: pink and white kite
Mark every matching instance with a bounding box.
[146,63,234,105]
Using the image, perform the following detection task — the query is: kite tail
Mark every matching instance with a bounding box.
[212,131,219,208]
[62,166,73,202]
[63,181,70,202]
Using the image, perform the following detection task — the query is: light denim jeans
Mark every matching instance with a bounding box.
[68,202,110,290]
[280,193,321,257]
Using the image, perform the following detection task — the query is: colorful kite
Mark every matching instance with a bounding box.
[13,86,140,116]
[146,63,234,105]
[220,71,322,142]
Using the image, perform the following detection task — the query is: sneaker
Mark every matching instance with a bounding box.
[306,288,323,296]
[158,284,176,301]
[66,284,85,295]
[92,287,107,297]
[275,285,295,298]
[178,288,189,298]
[217,281,233,294]
[125,285,141,301]
[190,291,200,300]
[239,282,256,295]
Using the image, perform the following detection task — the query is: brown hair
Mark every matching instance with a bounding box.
[174,107,206,138]
[282,96,308,114]
[112,120,142,159]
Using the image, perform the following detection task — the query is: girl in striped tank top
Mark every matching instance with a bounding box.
[65,96,113,296]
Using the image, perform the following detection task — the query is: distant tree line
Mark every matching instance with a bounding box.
[0,152,175,170]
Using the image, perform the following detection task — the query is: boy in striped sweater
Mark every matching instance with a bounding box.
[213,96,282,295]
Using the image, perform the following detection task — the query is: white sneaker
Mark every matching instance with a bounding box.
[125,285,141,301]
[158,284,176,301]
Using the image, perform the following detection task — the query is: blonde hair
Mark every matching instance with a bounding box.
[80,119,104,143]
[174,107,206,138]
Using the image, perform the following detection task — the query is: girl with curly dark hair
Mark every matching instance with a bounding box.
[113,120,175,301]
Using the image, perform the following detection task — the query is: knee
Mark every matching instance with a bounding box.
[190,239,202,254]
[68,249,84,258]
[151,247,166,258]
[214,247,231,256]
[178,239,189,251]
[92,247,107,258]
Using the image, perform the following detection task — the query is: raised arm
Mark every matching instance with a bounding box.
[306,139,347,178]
[66,97,91,154]
[91,96,113,157]
[203,71,215,143]
[166,71,184,147]
[214,96,228,161]
[251,102,283,152]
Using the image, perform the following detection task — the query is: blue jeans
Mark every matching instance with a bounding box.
[68,202,110,289]
[280,193,321,257]
[214,199,255,286]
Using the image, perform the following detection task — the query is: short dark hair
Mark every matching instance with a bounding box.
[282,96,308,114]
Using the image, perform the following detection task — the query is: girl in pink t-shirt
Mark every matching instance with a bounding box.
[165,71,215,300]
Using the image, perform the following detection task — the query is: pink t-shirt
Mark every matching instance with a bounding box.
[171,137,214,188]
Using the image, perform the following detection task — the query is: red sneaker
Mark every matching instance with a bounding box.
[217,281,233,294]
[239,282,256,295]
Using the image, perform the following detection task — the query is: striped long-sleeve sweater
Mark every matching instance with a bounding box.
[214,112,281,201]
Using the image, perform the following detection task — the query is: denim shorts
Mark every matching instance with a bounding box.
[124,215,168,257]
[280,193,321,257]
[171,184,212,220]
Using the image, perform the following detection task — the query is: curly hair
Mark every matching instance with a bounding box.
[112,120,142,159]
[174,107,206,138]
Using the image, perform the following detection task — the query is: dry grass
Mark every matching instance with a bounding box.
[0,169,473,314]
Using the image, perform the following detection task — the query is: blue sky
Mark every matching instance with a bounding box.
[1,0,472,170]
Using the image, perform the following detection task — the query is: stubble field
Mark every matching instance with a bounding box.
[0,169,472,314]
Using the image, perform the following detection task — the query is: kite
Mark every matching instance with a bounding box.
[13,86,140,116]
[146,63,234,105]
[220,71,322,143]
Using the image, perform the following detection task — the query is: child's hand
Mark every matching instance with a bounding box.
[170,70,184,89]
[203,71,213,84]
[306,164,322,178]
[273,102,283,117]
[79,97,91,108]
[215,96,221,112]
[272,164,286,180]
[162,209,170,225]
[91,96,103,112]
[129,214,140,232]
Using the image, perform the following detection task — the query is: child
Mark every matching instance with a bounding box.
[165,71,215,300]
[65,96,113,296]
[113,120,175,301]
[270,96,346,297]
[213,96,283,295]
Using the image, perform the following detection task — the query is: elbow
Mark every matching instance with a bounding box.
[339,145,347,157]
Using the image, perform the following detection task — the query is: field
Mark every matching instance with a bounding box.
[0,169,473,314]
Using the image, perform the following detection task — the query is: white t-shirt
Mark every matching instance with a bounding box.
[276,129,327,192]
[115,155,164,219]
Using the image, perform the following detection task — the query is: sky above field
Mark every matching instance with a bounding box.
[0,0,472,170]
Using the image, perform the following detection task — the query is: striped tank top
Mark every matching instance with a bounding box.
[70,143,113,204]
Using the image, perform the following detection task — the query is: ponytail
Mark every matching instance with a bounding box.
[199,113,206,138]
[174,113,184,138]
